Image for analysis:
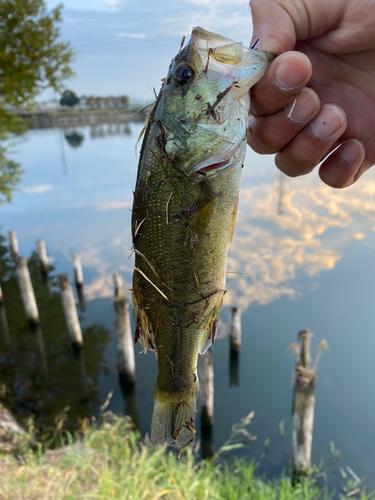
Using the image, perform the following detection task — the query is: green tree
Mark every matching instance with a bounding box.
[0,0,74,204]
[60,89,80,108]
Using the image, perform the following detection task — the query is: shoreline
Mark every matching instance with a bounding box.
[15,108,147,129]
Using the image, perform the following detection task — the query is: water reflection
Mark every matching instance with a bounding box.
[225,177,375,312]
[64,131,85,149]
[0,230,111,432]
[90,123,131,139]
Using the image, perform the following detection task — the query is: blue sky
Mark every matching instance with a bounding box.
[42,0,255,102]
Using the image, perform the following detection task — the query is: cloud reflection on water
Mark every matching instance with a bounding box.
[224,176,375,311]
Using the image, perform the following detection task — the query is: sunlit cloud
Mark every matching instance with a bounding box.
[117,33,147,39]
[95,200,132,210]
[23,184,53,195]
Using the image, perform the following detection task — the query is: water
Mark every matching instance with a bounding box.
[1,123,375,489]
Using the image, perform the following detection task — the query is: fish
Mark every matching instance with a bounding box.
[131,26,272,446]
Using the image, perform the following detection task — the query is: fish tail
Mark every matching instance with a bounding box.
[150,384,198,446]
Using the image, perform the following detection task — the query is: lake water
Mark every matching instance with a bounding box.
[1,123,375,490]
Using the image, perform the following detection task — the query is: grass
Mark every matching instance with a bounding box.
[0,412,374,500]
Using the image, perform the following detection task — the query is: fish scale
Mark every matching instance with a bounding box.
[131,26,272,446]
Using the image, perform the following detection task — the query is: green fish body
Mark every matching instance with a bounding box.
[132,27,271,446]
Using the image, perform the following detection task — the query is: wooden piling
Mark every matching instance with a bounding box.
[36,240,49,274]
[198,346,214,428]
[230,307,241,354]
[59,274,83,348]
[292,330,316,479]
[113,272,125,299]
[8,230,19,263]
[72,253,84,286]
[113,273,135,383]
[16,257,40,327]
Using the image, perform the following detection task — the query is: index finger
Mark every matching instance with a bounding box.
[250,51,312,116]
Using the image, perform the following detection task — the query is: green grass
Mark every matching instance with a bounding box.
[0,413,373,500]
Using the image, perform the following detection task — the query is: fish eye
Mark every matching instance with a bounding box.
[174,65,195,85]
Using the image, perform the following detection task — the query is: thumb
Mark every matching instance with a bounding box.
[250,0,297,54]
[250,0,349,55]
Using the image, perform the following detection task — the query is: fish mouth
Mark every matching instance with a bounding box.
[193,137,246,175]
[197,159,232,175]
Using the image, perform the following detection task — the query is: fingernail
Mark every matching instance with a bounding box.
[339,139,363,164]
[285,88,319,123]
[275,54,310,90]
[310,106,345,139]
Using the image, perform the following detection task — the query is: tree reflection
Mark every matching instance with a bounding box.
[64,131,84,148]
[0,230,111,434]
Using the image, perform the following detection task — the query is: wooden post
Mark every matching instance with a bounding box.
[8,230,19,263]
[72,253,84,286]
[230,307,241,354]
[198,346,214,428]
[0,285,10,350]
[59,274,83,349]
[113,273,135,383]
[36,240,49,274]
[113,272,124,299]
[292,330,316,479]
[16,257,39,327]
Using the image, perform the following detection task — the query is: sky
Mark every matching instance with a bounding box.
[42,0,255,102]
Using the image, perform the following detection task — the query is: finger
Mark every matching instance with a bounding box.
[275,104,347,176]
[250,52,312,116]
[248,87,321,154]
[250,0,297,54]
[319,139,368,188]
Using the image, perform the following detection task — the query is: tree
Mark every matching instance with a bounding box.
[60,90,79,108]
[0,0,74,108]
[0,0,74,204]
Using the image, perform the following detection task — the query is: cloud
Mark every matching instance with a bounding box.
[95,200,132,210]
[23,184,53,195]
[117,33,147,39]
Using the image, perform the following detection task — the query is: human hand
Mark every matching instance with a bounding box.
[247,0,375,188]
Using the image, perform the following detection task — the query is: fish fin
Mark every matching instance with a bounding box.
[132,285,155,351]
[227,195,239,244]
[150,385,198,446]
[198,298,223,354]
[186,197,217,247]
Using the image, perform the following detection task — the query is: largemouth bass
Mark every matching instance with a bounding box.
[131,27,271,446]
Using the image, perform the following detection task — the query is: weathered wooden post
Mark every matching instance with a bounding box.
[58,274,83,349]
[198,346,214,428]
[291,329,319,480]
[73,253,86,311]
[0,285,10,349]
[8,230,19,263]
[16,257,40,327]
[113,273,135,383]
[72,253,84,286]
[230,307,241,354]
[36,240,49,274]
